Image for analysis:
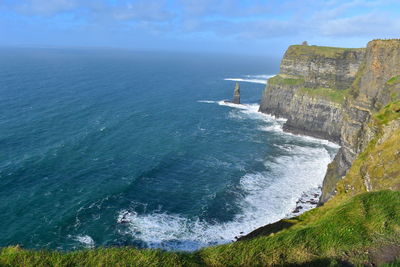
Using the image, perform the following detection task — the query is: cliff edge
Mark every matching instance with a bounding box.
[320,39,400,203]
[259,44,365,142]
[259,40,400,204]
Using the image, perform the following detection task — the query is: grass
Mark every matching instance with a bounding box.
[268,75,348,104]
[285,45,364,59]
[267,74,305,86]
[333,100,400,201]
[1,190,400,266]
[386,75,400,86]
[374,100,400,125]
[297,87,348,104]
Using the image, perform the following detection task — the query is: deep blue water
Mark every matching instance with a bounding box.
[0,48,338,251]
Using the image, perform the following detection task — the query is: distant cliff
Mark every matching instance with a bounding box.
[259,40,400,203]
[259,45,365,142]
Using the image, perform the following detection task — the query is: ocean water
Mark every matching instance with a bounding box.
[0,48,338,251]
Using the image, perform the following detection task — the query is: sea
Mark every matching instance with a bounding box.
[0,48,339,251]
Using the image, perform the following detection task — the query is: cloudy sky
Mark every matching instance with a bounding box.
[1,0,399,55]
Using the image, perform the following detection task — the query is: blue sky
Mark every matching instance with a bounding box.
[1,0,399,55]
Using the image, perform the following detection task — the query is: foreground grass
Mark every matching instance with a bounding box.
[1,190,400,266]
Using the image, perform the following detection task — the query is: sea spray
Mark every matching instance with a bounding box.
[117,102,337,251]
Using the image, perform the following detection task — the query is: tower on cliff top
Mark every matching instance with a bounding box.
[233,82,240,104]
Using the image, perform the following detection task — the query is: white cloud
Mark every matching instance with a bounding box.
[319,13,400,37]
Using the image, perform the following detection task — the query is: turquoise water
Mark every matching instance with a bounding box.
[0,48,338,251]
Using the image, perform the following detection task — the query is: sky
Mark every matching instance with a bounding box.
[0,0,400,56]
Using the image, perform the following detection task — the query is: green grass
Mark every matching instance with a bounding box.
[386,75,400,86]
[285,45,364,59]
[297,87,348,104]
[374,100,400,125]
[1,190,400,266]
[268,75,348,104]
[268,74,305,86]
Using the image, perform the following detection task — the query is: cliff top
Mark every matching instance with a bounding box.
[368,39,400,48]
[285,44,364,59]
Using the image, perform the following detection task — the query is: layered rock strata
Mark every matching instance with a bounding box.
[260,44,365,143]
[259,40,400,203]
[320,40,400,203]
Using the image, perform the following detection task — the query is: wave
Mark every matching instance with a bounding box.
[73,235,95,248]
[117,145,332,251]
[224,74,275,85]
[197,100,216,104]
[116,101,338,251]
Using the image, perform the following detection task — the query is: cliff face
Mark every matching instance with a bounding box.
[259,40,400,204]
[259,45,365,143]
[320,40,400,203]
[280,45,365,90]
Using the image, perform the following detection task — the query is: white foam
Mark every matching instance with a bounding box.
[224,74,275,85]
[258,124,283,133]
[117,145,333,251]
[290,133,340,148]
[74,235,95,248]
[197,100,216,104]
[217,101,286,122]
[117,101,338,251]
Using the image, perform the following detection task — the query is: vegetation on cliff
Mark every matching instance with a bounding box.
[267,74,305,86]
[284,45,364,59]
[297,87,347,104]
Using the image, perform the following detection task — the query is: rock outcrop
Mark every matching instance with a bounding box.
[259,40,400,204]
[233,82,240,104]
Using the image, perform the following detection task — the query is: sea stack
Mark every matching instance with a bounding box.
[233,82,240,104]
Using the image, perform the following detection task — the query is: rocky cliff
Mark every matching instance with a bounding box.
[259,45,365,142]
[320,40,400,203]
[259,40,400,203]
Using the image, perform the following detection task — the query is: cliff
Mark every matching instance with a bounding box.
[259,41,400,203]
[320,40,400,203]
[259,45,365,142]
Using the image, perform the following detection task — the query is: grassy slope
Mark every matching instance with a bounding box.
[336,101,400,198]
[1,190,399,266]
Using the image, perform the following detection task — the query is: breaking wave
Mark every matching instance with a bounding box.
[117,102,338,251]
[224,74,275,84]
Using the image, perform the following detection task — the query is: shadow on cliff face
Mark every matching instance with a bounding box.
[368,245,400,266]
